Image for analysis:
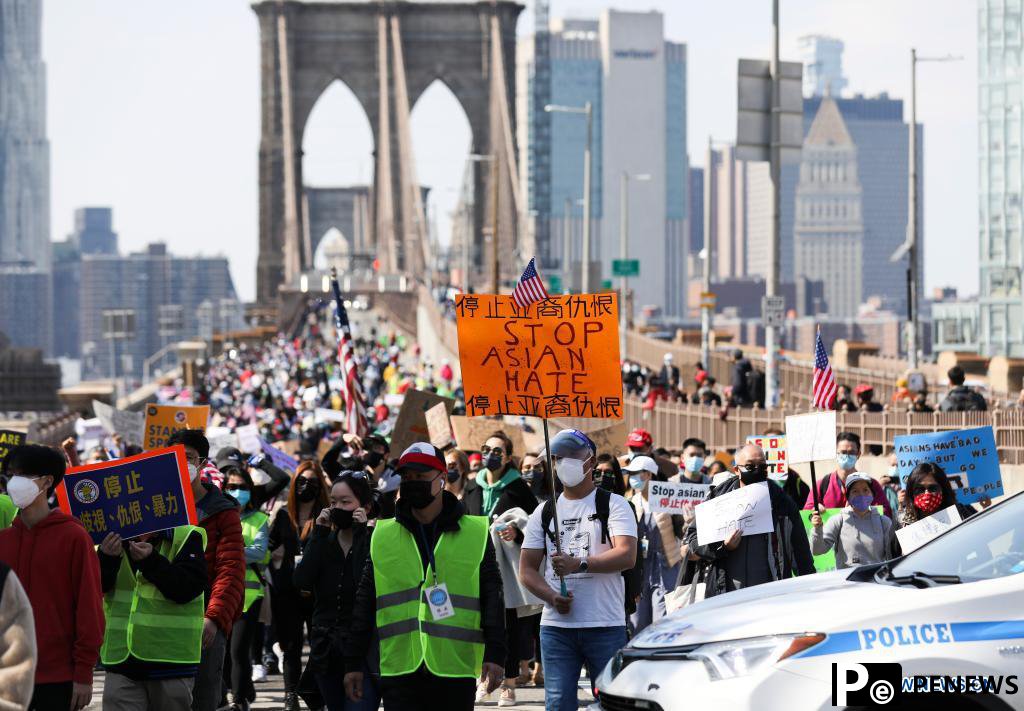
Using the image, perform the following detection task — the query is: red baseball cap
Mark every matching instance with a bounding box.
[626,428,652,448]
[854,383,874,396]
[397,442,446,474]
[468,453,482,464]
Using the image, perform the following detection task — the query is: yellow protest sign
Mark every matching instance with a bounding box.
[746,434,788,479]
[454,294,623,420]
[143,405,210,450]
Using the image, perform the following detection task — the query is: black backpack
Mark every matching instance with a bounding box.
[540,488,644,615]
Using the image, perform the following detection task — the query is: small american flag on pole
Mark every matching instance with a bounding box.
[812,328,837,409]
[512,257,550,308]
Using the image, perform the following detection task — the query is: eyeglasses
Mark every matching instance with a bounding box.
[336,470,368,481]
[917,484,941,494]
[479,446,504,456]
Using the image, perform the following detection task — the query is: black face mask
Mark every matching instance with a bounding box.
[597,474,617,492]
[400,478,438,509]
[330,507,355,530]
[484,452,504,471]
[738,463,769,485]
[296,479,320,502]
[446,467,461,484]
[364,451,384,469]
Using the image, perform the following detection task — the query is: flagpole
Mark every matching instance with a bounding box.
[541,417,568,596]
[810,324,821,511]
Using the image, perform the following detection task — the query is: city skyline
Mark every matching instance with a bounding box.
[44,0,976,303]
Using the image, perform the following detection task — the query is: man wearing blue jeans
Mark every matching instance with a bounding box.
[519,430,638,711]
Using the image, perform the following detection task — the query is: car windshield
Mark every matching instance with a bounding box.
[888,493,1024,582]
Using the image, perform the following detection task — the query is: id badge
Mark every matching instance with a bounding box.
[640,538,649,559]
[425,583,455,621]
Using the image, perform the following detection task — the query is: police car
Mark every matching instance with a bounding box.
[595,491,1024,710]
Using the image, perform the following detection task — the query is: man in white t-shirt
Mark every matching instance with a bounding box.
[519,429,637,711]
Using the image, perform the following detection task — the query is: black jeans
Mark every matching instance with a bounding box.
[29,681,72,711]
[503,608,520,679]
[379,666,474,711]
[225,598,261,704]
[271,586,310,692]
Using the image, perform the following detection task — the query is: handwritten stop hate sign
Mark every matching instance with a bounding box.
[454,294,623,420]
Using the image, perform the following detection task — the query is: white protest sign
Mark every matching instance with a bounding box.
[784,411,837,464]
[205,426,238,458]
[315,408,346,425]
[894,505,963,554]
[236,424,262,455]
[649,481,710,515]
[695,481,774,546]
[92,400,145,446]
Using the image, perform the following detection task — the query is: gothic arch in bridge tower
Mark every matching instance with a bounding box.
[253,0,524,304]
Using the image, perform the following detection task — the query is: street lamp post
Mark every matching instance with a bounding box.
[546,102,593,292]
[897,49,962,368]
[619,171,650,361]
[765,0,782,408]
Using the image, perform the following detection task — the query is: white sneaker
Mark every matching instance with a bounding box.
[498,686,517,707]
[251,663,267,683]
[474,682,490,703]
[273,642,285,672]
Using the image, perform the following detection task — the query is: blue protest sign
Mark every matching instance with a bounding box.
[261,438,299,473]
[894,426,1002,504]
[55,445,198,544]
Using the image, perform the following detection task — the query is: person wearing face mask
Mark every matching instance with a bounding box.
[802,432,893,519]
[294,471,378,711]
[165,429,244,711]
[267,461,331,710]
[670,438,711,485]
[223,468,270,711]
[897,462,977,530]
[463,432,536,522]
[521,453,559,504]
[343,442,506,711]
[684,443,814,598]
[879,451,902,515]
[444,449,471,499]
[622,455,685,632]
[519,430,638,711]
[809,474,896,569]
[0,444,104,711]
[214,447,290,512]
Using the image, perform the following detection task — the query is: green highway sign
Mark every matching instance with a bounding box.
[612,259,640,277]
[548,275,563,293]
[601,279,613,290]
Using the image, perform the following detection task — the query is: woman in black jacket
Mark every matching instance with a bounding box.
[268,460,331,710]
[293,471,379,711]
[897,462,976,530]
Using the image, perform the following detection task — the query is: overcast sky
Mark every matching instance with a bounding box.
[44,0,977,302]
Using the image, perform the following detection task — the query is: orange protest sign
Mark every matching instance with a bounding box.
[454,293,623,420]
[142,404,210,450]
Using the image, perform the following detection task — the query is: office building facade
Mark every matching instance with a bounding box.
[518,10,688,315]
[70,207,118,256]
[799,35,848,98]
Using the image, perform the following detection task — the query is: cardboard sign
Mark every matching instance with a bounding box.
[554,419,630,458]
[894,426,1002,505]
[694,481,773,546]
[55,446,198,545]
[784,411,837,464]
[92,400,145,446]
[454,293,623,419]
[390,389,456,456]
[0,430,26,470]
[142,404,210,451]
[205,426,238,459]
[649,480,710,515]
[450,415,527,455]
[746,435,788,481]
[799,507,883,572]
[236,424,262,455]
[314,408,346,425]
[261,438,299,472]
[895,505,963,554]
[425,402,453,450]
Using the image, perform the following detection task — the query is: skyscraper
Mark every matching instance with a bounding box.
[518,10,688,315]
[794,97,864,317]
[70,207,118,256]
[977,0,1024,357]
[799,35,848,98]
[0,0,50,269]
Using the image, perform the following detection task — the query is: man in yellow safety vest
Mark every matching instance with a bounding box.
[343,442,505,711]
[97,524,208,711]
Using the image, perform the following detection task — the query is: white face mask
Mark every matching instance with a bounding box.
[7,476,43,509]
[555,457,588,488]
[187,463,200,482]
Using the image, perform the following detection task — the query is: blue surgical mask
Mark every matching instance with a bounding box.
[629,475,646,491]
[837,453,858,471]
[685,455,704,473]
[228,488,251,508]
[849,494,873,512]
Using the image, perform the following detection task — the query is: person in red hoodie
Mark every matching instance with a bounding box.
[166,429,245,711]
[0,443,104,711]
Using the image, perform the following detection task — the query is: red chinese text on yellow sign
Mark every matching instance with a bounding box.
[454,293,623,420]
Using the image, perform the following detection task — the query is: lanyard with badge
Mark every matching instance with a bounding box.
[418,523,455,621]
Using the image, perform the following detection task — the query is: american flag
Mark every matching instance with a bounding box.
[812,329,837,409]
[512,257,550,308]
[329,268,368,436]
